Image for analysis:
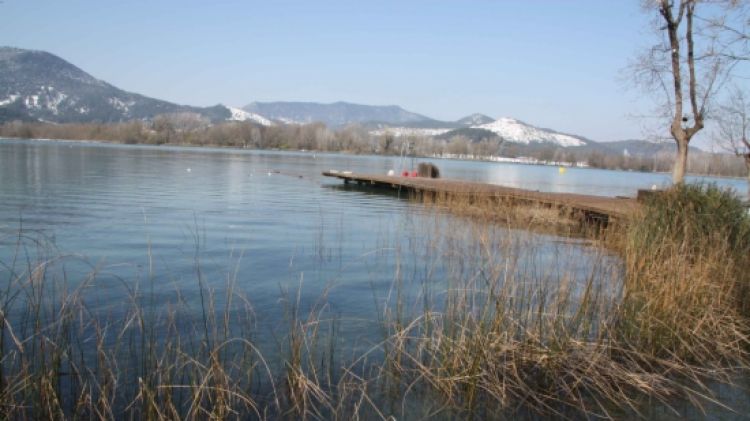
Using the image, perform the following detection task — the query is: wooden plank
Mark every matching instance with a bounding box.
[322,171,640,221]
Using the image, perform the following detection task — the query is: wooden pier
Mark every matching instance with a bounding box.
[322,171,640,223]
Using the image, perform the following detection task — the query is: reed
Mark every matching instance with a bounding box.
[616,184,750,364]
[376,183,750,417]
[416,190,582,237]
[0,183,748,419]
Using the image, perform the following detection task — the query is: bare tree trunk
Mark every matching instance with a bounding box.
[659,0,704,185]
[673,138,689,183]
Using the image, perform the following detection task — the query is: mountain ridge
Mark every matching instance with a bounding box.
[0,46,231,123]
[0,46,680,154]
[456,113,495,126]
[242,101,437,127]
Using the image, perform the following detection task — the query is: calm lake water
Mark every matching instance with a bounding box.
[1,138,748,418]
[0,138,612,324]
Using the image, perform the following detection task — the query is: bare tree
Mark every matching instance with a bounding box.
[716,88,750,196]
[634,0,747,183]
[379,133,395,154]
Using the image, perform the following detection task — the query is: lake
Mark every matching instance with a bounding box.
[0,138,748,419]
[0,138,613,341]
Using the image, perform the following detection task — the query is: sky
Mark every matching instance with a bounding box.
[0,0,725,145]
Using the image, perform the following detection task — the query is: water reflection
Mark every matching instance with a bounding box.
[0,139,748,418]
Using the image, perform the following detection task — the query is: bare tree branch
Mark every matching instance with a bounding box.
[633,0,749,183]
[715,87,750,195]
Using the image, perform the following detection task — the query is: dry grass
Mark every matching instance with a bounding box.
[0,184,748,419]
[374,184,750,418]
[416,190,582,237]
[615,184,750,364]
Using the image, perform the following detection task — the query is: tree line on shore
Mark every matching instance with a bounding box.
[0,116,747,178]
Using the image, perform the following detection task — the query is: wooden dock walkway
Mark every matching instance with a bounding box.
[322,171,640,222]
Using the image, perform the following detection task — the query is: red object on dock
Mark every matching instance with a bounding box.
[401,170,410,177]
[411,170,418,177]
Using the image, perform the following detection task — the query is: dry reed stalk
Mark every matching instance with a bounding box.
[0,184,748,419]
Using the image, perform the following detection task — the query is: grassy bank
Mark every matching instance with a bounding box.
[0,184,749,419]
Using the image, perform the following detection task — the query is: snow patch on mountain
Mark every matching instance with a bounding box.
[47,92,68,114]
[108,97,135,112]
[473,117,586,147]
[0,94,20,106]
[10,88,74,115]
[370,127,453,137]
[227,107,273,126]
[24,95,41,109]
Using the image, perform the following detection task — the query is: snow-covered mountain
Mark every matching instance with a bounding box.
[473,117,588,147]
[376,117,590,148]
[0,47,236,123]
[0,47,601,149]
[227,107,274,126]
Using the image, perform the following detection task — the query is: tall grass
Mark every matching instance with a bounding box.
[377,184,750,417]
[0,183,749,419]
[416,190,583,237]
[616,184,750,364]
[0,235,275,419]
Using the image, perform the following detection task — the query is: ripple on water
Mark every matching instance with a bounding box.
[0,139,747,417]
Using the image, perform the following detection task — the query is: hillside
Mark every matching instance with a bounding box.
[0,47,231,123]
[0,47,701,158]
[242,101,436,127]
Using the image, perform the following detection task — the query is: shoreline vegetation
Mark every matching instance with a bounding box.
[1,183,749,419]
[1,118,748,179]
[6,135,750,187]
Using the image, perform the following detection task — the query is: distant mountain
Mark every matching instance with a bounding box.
[472,117,589,147]
[0,47,232,123]
[2,47,668,153]
[369,119,460,130]
[242,101,436,127]
[456,113,494,126]
[374,117,593,148]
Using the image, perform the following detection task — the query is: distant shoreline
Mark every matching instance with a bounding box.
[1,136,747,182]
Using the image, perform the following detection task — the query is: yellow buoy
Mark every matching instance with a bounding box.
[558,166,567,174]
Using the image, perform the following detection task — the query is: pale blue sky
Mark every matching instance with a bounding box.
[2,1,680,142]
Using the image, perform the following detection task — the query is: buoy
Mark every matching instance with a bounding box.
[411,170,418,177]
[402,170,409,177]
[558,166,566,174]
[387,169,395,176]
